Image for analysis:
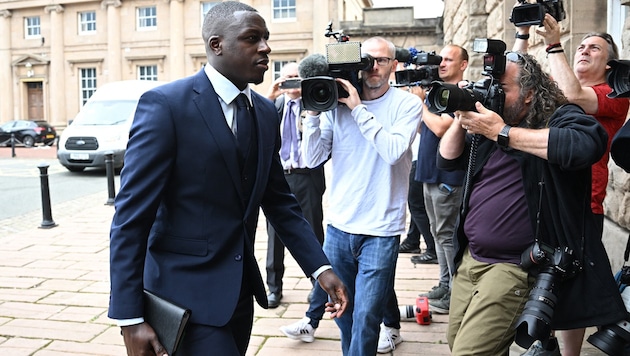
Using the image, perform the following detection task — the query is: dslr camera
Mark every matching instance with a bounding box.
[513,241,582,349]
[300,22,374,111]
[510,0,566,27]
[393,48,442,87]
[426,38,506,115]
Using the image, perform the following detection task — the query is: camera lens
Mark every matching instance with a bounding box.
[301,76,339,112]
[437,88,450,108]
[311,83,332,103]
[514,267,558,349]
[427,82,479,114]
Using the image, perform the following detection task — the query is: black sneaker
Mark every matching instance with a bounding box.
[429,291,450,314]
[399,239,421,254]
[410,252,438,264]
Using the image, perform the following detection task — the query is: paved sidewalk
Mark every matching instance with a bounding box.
[0,152,605,355]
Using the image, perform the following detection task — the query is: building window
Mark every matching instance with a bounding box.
[24,16,41,38]
[80,68,97,106]
[138,65,158,81]
[200,2,219,25]
[272,60,290,81]
[137,6,157,30]
[78,11,96,34]
[273,0,296,20]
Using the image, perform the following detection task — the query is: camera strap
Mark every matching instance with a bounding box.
[461,134,480,216]
[624,232,630,264]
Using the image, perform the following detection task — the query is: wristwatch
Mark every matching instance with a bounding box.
[498,125,511,148]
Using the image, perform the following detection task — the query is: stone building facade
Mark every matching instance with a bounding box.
[0,0,442,131]
[0,0,374,128]
[441,0,630,270]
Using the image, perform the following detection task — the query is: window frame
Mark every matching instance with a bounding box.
[272,60,291,81]
[24,16,41,39]
[137,65,159,81]
[79,67,97,106]
[272,0,296,21]
[136,6,157,31]
[78,11,97,35]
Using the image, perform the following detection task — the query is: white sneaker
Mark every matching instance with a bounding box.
[377,323,403,353]
[279,316,316,343]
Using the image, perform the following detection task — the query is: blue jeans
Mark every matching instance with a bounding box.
[323,224,399,356]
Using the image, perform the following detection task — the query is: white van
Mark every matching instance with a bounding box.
[57,80,166,172]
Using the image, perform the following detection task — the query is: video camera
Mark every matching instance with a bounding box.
[299,22,374,111]
[606,59,630,98]
[426,39,506,115]
[393,48,442,87]
[510,0,566,27]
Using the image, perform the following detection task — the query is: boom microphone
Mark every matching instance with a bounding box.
[298,54,330,79]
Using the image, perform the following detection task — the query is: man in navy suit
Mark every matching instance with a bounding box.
[108,2,347,355]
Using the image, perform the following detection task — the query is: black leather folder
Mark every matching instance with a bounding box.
[144,290,192,355]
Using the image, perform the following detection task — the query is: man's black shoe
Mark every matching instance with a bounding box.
[410,252,438,264]
[267,292,282,309]
[399,239,421,254]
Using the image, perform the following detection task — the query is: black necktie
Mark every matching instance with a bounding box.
[235,93,252,159]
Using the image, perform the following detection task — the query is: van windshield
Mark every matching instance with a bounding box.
[73,100,138,125]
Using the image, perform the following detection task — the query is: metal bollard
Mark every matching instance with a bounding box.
[10,133,16,158]
[105,151,116,205]
[38,163,57,229]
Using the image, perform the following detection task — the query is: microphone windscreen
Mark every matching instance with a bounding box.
[299,54,329,79]
[395,47,411,63]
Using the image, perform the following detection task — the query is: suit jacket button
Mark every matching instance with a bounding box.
[235,254,242,261]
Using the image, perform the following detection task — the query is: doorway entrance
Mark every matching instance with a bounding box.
[27,81,44,121]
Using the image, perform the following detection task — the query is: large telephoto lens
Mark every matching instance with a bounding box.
[427,82,481,114]
[514,267,558,349]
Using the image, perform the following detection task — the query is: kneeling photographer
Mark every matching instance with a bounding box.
[436,47,626,355]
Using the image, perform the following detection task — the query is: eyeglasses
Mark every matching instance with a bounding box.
[506,52,525,63]
[374,57,393,66]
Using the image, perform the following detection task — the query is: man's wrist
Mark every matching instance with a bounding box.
[515,32,530,40]
[312,265,332,279]
[116,317,144,327]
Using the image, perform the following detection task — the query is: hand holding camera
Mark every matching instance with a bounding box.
[534,13,562,47]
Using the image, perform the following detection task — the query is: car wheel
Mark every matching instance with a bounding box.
[65,166,85,172]
[22,135,35,147]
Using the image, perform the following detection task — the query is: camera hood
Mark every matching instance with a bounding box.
[607,59,630,98]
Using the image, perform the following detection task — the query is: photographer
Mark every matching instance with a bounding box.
[412,44,468,315]
[514,10,629,355]
[438,51,626,355]
[300,36,422,355]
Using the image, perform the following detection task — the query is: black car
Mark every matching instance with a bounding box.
[0,120,57,147]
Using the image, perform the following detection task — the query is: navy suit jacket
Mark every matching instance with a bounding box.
[109,69,329,326]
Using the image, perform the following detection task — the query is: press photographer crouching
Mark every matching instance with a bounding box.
[436,45,626,355]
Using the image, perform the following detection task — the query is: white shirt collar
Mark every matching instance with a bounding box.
[203,64,252,106]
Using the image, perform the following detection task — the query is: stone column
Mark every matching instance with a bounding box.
[102,0,122,81]
[45,4,66,126]
[0,10,13,122]
[170,0,185,79]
